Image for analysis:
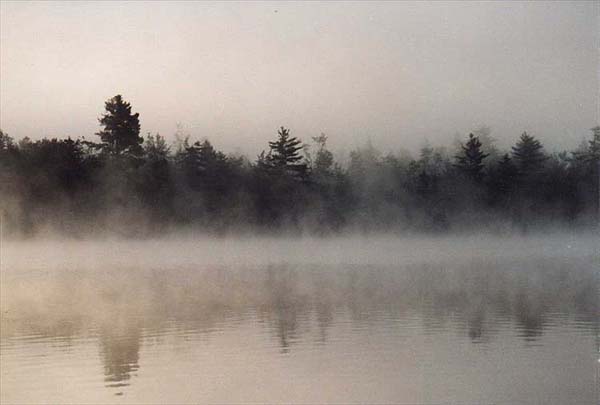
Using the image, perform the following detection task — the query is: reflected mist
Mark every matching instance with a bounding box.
[0,236,598,404]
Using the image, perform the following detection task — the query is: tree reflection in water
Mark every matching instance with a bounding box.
[0,254,596,396]
[100,325,141,395]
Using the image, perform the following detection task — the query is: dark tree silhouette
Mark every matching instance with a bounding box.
[573,126,600,226]
[491,154,518,194]
[509,133,549,231]
[193,139,234,207]
[511,132,547,175]
[0,130,22,232]
[139,133,174,223]
[1,100,599,236]
[176,138,202,191]
[177,139,229,191]
[97,95,143,156]
[306,134,349,231]
[251,127,310,228]
[174,138,247,226]
[454,133,489,181]
[265,127,307,178]
[196,140,228,182]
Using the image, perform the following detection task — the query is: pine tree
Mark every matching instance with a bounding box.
[454,133,489,181]
[509,132,548,230]
[265,127,307,177]
[96,95,142,156]
[511,132,547,175]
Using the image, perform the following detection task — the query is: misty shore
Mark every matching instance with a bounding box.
[2,233,597,272]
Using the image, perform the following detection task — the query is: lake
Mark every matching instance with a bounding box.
[0,235,598,404]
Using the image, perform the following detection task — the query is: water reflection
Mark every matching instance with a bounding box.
[466,306,486,343]
[2,259,597,346]
[99,324,141,395]
[1,254,597,402]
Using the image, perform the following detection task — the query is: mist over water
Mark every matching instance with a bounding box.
[1,235,597,404]
[2,1,598,403]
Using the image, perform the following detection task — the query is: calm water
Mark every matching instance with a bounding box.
[1,236,598,404]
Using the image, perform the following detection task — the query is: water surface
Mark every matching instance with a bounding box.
[1,236,598,404]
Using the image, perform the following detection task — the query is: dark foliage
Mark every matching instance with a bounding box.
[454,133,488,182]
[0,97,598,236]
[97,95,143,156]
[512,132,547,176]
[264,126,308,179]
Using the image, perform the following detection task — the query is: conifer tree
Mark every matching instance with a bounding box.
[265,127,307,177]
[511,132,547,175]
[454,133,489,181]
[96,95,142,156]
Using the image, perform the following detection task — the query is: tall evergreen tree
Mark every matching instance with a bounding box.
[265,127,307,178]
[96,95,143,156]
[253,127,309,228]
[509,132,548,230]
[511,132,547,175]
[454,133,489,181]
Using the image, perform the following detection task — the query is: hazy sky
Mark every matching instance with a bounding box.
[1,1,598,156]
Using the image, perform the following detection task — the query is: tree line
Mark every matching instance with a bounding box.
[1,95,598,236]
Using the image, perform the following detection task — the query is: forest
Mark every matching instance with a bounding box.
[0,95,598,237]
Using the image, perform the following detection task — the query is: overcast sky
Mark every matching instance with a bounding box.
[1,1,598,156]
